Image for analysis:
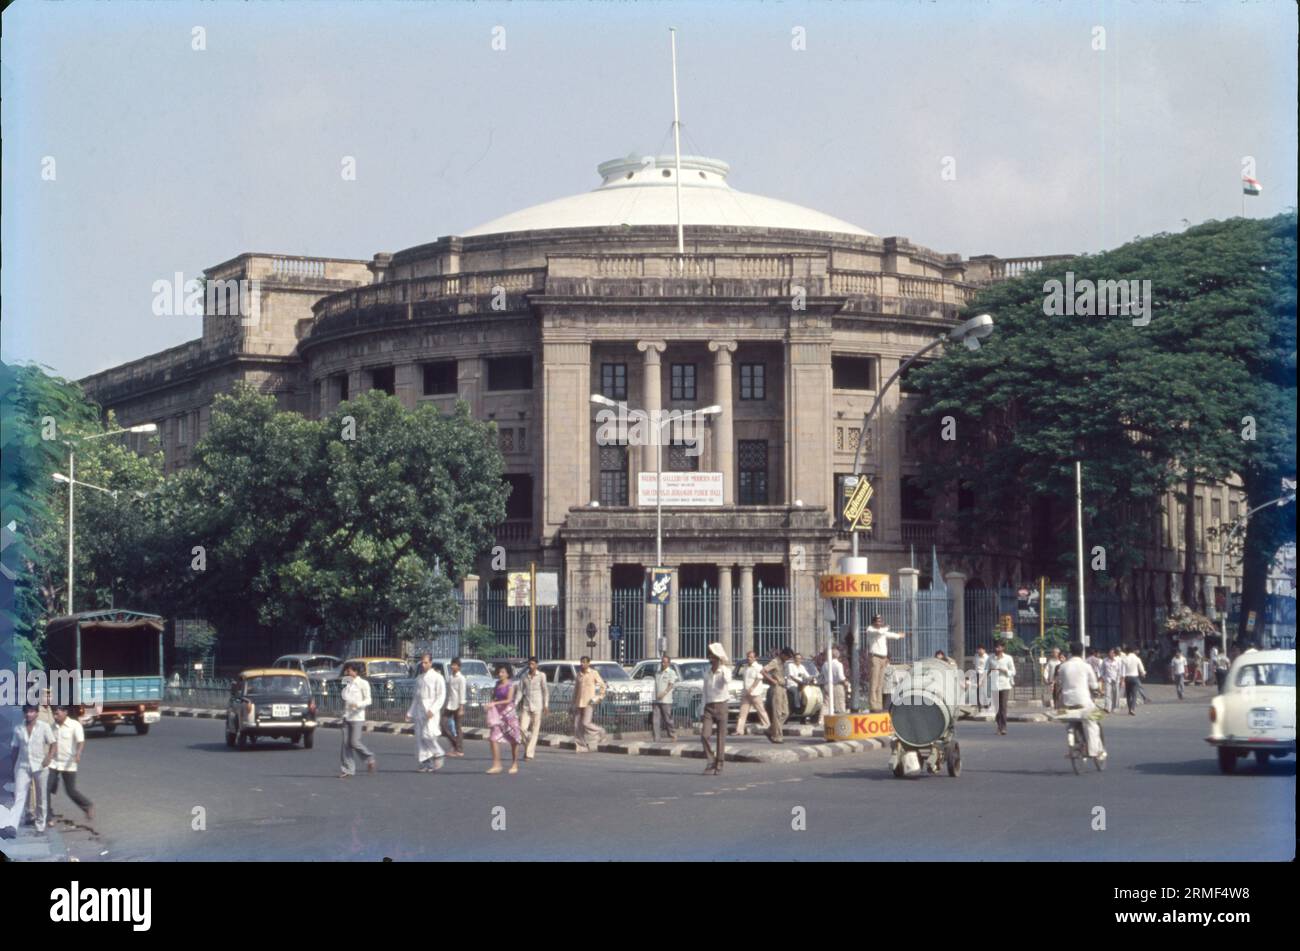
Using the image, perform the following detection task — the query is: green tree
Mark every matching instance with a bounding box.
[910,214,1296,622]
[169,387,509,644]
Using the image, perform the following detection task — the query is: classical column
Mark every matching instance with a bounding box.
[718,566,734,654]
[945,571,967,668]
[637,341,667,477]
[708,341,737,504]
[347,369,365,403]
[739,565,755,656]
[394,362,418,409]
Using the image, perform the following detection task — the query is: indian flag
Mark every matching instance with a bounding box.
[1243,177,1263,196]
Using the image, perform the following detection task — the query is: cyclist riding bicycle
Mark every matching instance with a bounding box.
[1059,641,1106,763]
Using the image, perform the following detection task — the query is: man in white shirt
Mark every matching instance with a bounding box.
[651,654,678,742]
[1044,648,1064,709]
[405,654,446,772]
[989,641,1016,735]
[1058,643,1105,760]
[9,703,56,833]
[701,644,731,775]
[786,653,810,716]
[441,657,468,756]
[734,650,770,735]
[821,647,847,717]
[1169,650,1188,701]
[1101,649,1122,712]
[48,706,95,824]
[864,615,907,712]
[1120,646,1146,715]
[972,646,990,709]
[517,656,549,758]
[338,663,376,778]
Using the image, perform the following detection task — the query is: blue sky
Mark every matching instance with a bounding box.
[2,0,1296,379]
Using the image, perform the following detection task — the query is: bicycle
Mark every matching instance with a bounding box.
[1064,710,1107,774]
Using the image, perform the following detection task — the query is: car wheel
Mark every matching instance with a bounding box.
[135,721,150,736]
[1217,747,1237,774]
[225,729,236,748]
[291,732,301,746]
[1254,751,1270,768]
[303,730,315,749]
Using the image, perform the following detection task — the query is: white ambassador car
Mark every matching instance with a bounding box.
[1206,648,1296,773]
[628,658,746,711]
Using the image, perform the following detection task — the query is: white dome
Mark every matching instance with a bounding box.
[461,154,874,238]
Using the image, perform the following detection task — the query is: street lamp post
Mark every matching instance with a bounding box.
[55,424,157,614]
[842,314,994,707]
[591,395,720,659]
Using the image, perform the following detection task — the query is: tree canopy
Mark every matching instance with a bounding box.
[909,213,1296,617]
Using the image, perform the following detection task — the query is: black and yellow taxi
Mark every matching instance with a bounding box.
[225,668,319,749]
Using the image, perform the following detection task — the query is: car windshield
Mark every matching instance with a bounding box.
[592,663,630,681]
[245,677,309,697]
[1235,663,1296,688]
[365,662,408,676]
[458,661,491,678]
[303,658,339,672]
[678,662,710,681]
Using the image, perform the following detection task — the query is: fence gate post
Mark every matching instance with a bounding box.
[945,571,967,667]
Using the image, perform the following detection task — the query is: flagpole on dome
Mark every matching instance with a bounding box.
[670,28,685,260]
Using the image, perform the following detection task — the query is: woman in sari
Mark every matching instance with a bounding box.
[484,663,522,774]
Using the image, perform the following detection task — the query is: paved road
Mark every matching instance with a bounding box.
[45,684,1294,861]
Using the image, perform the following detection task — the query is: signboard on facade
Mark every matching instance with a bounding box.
[1044,586,1068,621]
[841,476,874,532]
[507,571,559,608]
[818,574,890,598]
[648,568,674,605]
[638,472,724,506]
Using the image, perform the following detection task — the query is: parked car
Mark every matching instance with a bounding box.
[225,668,318,749]
[530,660,654,704]
[272,653,342,688]
[628,658,745,711]
[328,657,413,703]
[1206,648,1295,773]
[425,657,496,703]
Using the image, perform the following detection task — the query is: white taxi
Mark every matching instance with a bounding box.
[1206,648,1295,773]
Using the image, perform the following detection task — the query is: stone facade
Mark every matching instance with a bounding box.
[80,160,1245,655]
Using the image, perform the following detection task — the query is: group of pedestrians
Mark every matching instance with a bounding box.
[339,655,470,777]
[3,700,95,838]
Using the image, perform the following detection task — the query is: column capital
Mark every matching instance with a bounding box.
[708,340,738,358]
[637,340,667,358]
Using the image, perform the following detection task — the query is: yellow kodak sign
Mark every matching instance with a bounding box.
[819,573,891,598]
[824,712,893,741]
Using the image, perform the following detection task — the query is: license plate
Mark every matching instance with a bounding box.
[1249,708,1276,730]
[272,704,290,718]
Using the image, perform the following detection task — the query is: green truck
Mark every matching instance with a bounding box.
[43,610,165,735]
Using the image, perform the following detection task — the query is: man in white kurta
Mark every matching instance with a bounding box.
[405,655,446,772]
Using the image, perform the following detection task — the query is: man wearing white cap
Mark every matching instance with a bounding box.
[701,644,731,775]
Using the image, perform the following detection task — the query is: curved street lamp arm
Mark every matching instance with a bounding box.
[849,336,948,477]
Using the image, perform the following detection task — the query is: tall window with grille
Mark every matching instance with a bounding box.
[601,363,627,400]
[667,423,701,472]
[739,363,766,401]
[599,444,629,506]
[738,439,768,504]
[671,363,697,401]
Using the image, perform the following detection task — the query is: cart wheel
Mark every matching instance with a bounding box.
[947,742,962,777]
[893,760,906,778]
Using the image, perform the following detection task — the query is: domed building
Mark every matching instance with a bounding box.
[90,151,1215,661]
